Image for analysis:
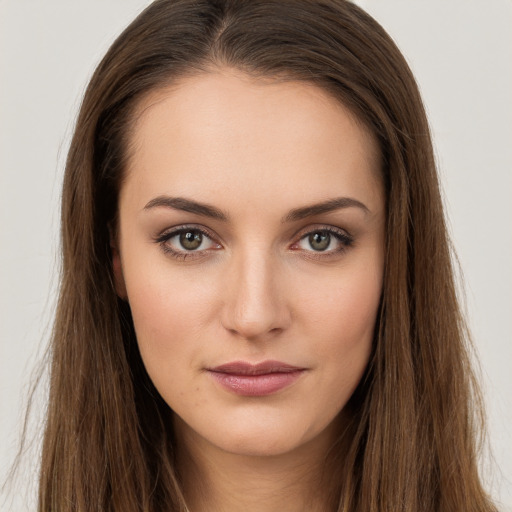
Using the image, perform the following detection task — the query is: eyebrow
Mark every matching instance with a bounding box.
[143,196,229,221]
[143,195,369,222]
[283,197,370,222]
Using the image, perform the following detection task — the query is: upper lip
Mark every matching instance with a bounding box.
[208,360,305,375]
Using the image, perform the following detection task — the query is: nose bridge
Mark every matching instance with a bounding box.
[221,245,288,340]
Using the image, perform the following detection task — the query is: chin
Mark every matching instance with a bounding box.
[217,430,303,458]
[176,409,340,460]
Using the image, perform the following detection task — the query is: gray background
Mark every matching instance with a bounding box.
[1,1,511,510]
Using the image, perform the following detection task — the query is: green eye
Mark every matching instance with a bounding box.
[155,226,220,258]
[294,227,353,255]
[308,231,331,251]
[179,230,203,250]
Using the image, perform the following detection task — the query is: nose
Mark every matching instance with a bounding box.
[220,251,291,341]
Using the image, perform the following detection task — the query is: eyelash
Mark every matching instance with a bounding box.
[153,224,354,261]
[154,225,219,260]
[291,226,354,259]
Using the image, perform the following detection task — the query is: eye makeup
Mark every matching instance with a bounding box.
[152,222,355,262]
[289,224,354,261]
[153,224,222,261]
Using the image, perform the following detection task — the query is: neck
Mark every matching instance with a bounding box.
[174,416,346,512]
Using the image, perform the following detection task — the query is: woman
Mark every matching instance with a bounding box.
[37,0,496,510]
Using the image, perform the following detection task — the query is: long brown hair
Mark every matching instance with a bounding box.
[39,0,495,510]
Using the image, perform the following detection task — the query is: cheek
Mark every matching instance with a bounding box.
[124,270,221,414]
[123,260,219,370]
[296,262,382,384]
[301,262,381,338]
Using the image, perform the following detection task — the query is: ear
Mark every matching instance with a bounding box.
[110,230,128,300]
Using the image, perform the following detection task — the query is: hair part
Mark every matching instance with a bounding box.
[38,1,495,510]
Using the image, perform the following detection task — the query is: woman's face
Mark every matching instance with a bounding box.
[114,69,385,458]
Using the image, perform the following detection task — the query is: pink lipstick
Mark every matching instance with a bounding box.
[207,360,305,396]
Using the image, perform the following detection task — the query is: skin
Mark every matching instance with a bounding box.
[113,68,385,512]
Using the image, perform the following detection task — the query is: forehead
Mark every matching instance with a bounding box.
[122,69,383,214]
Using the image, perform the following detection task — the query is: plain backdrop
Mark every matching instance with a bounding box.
[1,1,511,510]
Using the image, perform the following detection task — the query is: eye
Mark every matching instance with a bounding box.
[292,227,353,254]
[155,226,221,259]
[175,230,207,251]
[304,231,332,251]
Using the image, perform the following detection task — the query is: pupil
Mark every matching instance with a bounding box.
[309,231,330,251]
[180,231,202,250]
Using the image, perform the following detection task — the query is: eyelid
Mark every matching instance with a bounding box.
[154,224,219,244]
[289,224,354,254]
[291,224,353,242]
[153,224,223,260]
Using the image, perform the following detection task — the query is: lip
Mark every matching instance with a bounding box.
[207,360,306,396]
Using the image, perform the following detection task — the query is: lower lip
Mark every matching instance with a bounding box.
[208,370,305,396]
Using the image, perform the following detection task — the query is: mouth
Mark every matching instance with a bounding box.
[206,360,306,396]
